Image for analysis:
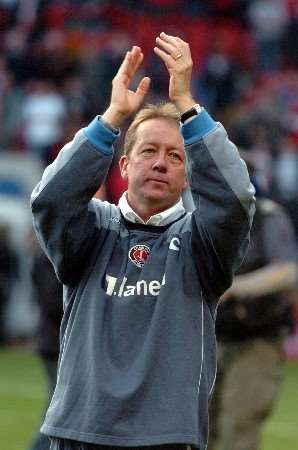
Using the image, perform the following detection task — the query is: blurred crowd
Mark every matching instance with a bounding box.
[0,0,298,345]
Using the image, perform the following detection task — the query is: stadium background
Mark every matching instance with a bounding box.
[0,1,298,449]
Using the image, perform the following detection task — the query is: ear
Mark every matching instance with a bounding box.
[119,155,129,180]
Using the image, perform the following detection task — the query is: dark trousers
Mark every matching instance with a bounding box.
[49,439,191,450]
[27,356,58,450]
[0,291,9,344]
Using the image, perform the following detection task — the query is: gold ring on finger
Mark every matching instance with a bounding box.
[173,53,182,61]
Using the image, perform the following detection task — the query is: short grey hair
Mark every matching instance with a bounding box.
[123,102,180,155]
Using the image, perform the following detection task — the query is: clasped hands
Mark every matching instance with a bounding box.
[102,32,196,128]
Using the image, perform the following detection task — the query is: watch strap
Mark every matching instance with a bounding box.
[180,104,202,124]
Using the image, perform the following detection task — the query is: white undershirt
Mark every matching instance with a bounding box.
[118,191,185,226]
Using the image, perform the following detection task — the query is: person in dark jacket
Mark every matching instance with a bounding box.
[31,33,255,450]
[208,156,297,450]
[27,244,63,450]
[0,223,18,345]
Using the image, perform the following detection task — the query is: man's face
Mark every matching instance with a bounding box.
[119,118,188,217]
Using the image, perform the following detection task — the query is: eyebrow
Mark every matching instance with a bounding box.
[138,141,184,152]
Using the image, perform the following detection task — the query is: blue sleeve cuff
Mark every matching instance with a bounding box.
[181,109,217,146]
[84,116,120,155]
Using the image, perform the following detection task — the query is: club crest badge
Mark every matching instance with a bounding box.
[129,244,150,268]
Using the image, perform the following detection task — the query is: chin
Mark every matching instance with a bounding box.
[147,195,177,209]
[141,187,178,206]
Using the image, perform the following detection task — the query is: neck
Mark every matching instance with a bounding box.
[126,194,175,222]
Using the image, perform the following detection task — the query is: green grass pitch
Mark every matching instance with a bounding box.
[0,348,297,450]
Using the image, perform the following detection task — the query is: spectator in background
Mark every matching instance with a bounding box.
[21,79,67,164]
[0,223,18,345]
[272,137,298,239]
[196,43,240,116]
[80,32,133,117]
[0,56,24,150]
[27,242,63,450]
[15,0,41,29]
[62,76,88,124]
[283,3,298,68]
[208,153,297,450]
[3,25,33,83]
[274,142,298,200]
[248,0,289,72]
[210,0,249,25]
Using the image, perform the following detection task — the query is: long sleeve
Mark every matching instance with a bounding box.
[31,117,119,284]
[182,110,256,298]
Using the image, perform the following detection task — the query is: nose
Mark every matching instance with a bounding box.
[152,152,167,172]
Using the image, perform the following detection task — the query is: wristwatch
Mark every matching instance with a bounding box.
[180,104,202,124]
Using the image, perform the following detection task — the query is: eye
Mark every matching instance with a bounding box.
[141,148,155,155]
[169,151,183,162]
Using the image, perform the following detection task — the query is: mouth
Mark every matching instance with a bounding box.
[147,178,168,185]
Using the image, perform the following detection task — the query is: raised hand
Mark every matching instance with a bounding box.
[102,46,150,128]
[154,32,195,113]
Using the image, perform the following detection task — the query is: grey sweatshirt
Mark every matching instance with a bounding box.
[31,109,255,449]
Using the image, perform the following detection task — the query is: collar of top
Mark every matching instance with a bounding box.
[118,191,185,226]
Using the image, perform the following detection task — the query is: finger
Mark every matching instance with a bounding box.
[117,47,141,75]
[172,36,188,46]
[155,36,182,59]
[153,46,173,69]
[117,47,143,87]
[123,47,144,87]
[159,32,187,47]
[159,32,190,57]
[135,76,151,99]
[117,51,131,75]
[130,47,144,77]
